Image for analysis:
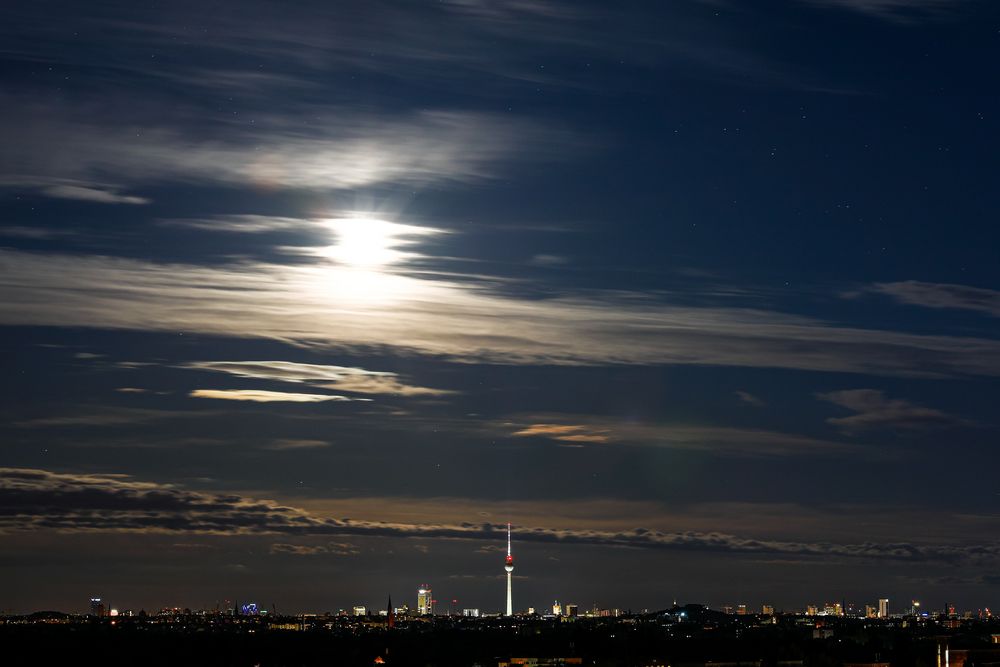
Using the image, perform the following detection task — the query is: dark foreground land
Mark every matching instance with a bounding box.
[3,607,999,667]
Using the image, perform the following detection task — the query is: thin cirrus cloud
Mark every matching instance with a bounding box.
[1,249,999,378]
[863,280,1000,317]
[270,542,360,556]
[0,101,567,195]
[188,389,364,403]
[158,215,315,234]
[816,389,965,433]
[3,466,1000,565]
[182,360,455,398]
[508,418,855,457]
[264,439,332,451]
[799,0,962,19]
[40,183,149,205]
[1,1,804,97]
[735,390,766,407]
[512,424,610,444]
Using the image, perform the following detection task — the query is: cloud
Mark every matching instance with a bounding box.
[1,1,806,100]
[817,389,964,433]
[182,360,455,397]
[13,407,186,428]
[40,184,149,205]
[269,542,359,556]
[264,439,332,450]
[158,215,315,234]
[512,424,610,443]
[3,466,1000,564]
[188,389,363,403]
[735,391,765,407]
[508,417,852,457]
[1,250,1000,378]
[862,280,1000,317]
[0,102,566,193]
[0,226,75,240]
[530,254,568,266]
[799,0,961,20]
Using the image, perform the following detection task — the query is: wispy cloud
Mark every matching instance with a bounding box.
[799,0,963,21]
[735,391,765,407]
[0,226,76,240]
[41,183,149,205]
[3,467,999,564]
[158,215,314,234]
[264,439,332,450]
[13,407,187,428]
[817,389,964,433]
[1,1,806,98]
[512,423,610,443]
[1,250,999,377]
[188,389,364,403]
[508,417,853,457]
[0,102,567,194]
[860,280,1000,317]
[270,542,359,556]
[183,360,455,397]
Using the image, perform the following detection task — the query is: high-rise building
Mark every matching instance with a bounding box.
[89,597,105,617]
[737,604,748,615]
[552,601,562,616]
[565,604,578,618]
[806,605,818,616]
[417,587,433,615]
[505,523,514,616]
[762,605,775,616]
[865,605,877,619]
[463,609,480,617]
[878,598,889,618]
[353,605,367,616]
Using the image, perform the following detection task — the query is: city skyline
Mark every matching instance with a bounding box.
[2,0,1000,615]
[25,590,995,620]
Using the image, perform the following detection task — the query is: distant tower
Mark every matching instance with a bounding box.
[505,522,514,616]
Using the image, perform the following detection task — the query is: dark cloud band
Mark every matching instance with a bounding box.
[2,467,996,565]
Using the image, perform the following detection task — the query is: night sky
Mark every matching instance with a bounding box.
[2,0,999,616]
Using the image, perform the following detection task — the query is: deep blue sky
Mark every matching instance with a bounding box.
[1,0,999,615]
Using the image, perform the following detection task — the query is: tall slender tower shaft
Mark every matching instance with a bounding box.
[504,522,514,616]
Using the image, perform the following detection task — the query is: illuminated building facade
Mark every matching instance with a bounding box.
[417,586,433,615]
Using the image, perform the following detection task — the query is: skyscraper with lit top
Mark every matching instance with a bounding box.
[505,522,514,616]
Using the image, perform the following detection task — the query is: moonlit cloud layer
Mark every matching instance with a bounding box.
[183,360,455,397]
[0,104,567,197]
[0,249,997,376]
[189,389,362,403]
[817,389,965,433]
[507,418,856,456]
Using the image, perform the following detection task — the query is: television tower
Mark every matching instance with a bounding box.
[505,522,514,616]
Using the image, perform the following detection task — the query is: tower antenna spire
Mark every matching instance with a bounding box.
[504,522,514,616]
